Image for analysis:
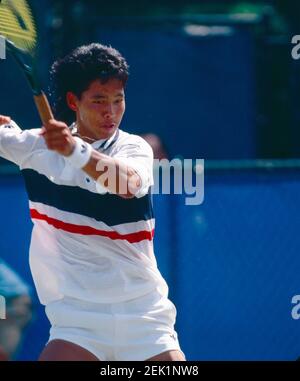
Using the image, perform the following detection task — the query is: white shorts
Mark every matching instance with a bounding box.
[45,289,184,361]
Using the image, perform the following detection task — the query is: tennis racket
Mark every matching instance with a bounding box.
[0,0,53,125]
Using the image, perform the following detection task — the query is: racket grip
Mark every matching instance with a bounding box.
[34,92,54,125]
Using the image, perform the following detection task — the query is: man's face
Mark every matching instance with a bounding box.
[70,78,126,141]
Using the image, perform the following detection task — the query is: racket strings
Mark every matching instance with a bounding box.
[0,0,37,52]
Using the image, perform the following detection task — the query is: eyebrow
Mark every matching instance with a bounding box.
[91,93,124,99]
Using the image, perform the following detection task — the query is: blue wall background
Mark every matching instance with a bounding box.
[0,20,256,161]
[1,168,300,360]
[95,22,256,160]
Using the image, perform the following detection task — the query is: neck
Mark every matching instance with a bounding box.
[76,123,99,143]
[73,122,116,144]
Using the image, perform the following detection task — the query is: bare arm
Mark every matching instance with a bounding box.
[82,151,141,198]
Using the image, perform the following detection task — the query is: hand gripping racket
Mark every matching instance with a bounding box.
[0,0,53,124]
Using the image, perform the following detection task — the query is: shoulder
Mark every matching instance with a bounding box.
[116,129,153,155]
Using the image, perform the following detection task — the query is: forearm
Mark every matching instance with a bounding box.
[82,150,141,198]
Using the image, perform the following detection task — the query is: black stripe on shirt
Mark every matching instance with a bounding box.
[22,169,154,226]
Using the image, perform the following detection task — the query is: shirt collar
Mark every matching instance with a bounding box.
[70,122,119,151]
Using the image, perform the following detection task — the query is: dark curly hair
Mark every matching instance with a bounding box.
[50,43,129,124]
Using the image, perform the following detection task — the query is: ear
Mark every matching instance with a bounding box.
[66,92,78,111]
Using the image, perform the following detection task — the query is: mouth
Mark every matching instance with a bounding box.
[102,123,116,130]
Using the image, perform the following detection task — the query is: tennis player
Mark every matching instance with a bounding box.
[0,43,185,361]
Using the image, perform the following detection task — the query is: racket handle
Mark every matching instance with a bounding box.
[34,92,54,125]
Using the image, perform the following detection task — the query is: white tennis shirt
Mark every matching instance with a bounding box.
[0,121,168,305]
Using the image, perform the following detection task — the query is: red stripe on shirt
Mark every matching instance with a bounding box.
[30,209,154,243]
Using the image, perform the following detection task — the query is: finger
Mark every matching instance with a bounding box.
[45,137,69,147]
[46,142,67,151]
[42,129,70,140]
[43,119,68,131]
[40,127,66,136]
[44,138,70,150]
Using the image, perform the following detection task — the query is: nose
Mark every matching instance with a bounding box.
[103,104,114,119]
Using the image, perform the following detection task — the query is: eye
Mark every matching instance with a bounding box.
[93,100,105,104]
